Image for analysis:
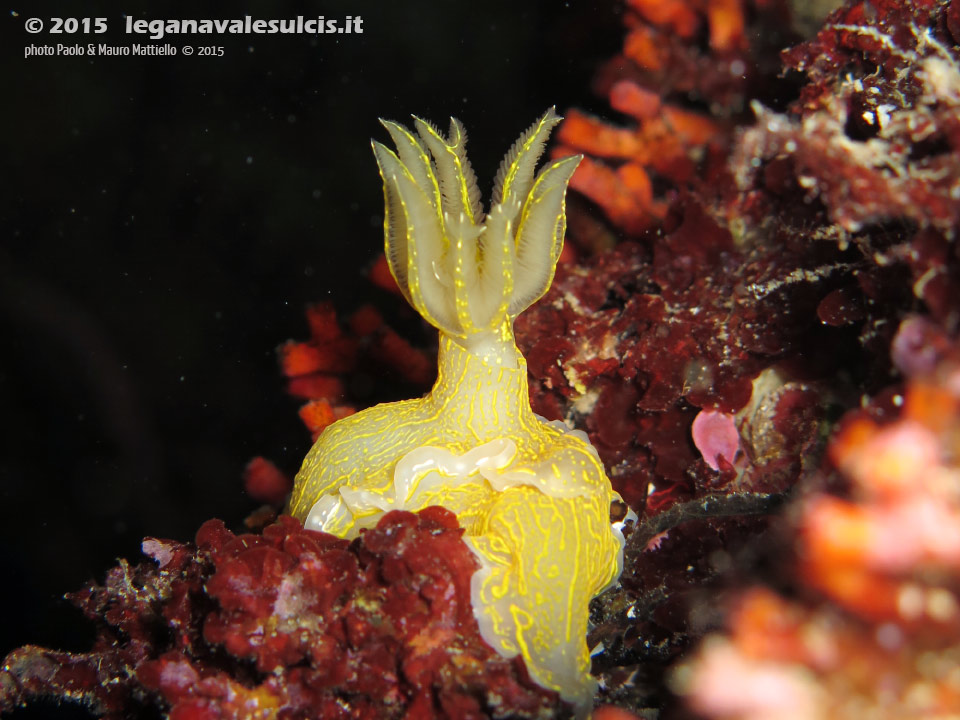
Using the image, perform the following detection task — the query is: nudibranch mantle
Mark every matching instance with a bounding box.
[289,109,625,711]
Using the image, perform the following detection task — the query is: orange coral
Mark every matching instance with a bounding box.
[368,253,403,296]
[627,0,701,38]
[798,382,960,630]
[676,351,960,719]
[279,299,434,439]
[243,456,292,506]
[706,0,746,52]
[626,0,747,51]
[553,0,760,240]
[278,302,357,435]
[678,585,960,719]
[297,399,355,441]
[554,100,719,233]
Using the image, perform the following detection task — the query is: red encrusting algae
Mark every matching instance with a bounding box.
[1,510,565,719]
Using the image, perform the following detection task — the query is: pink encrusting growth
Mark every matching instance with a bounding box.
[691,410,742,471]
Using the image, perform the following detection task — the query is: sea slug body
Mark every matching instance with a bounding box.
[289,109,625,712]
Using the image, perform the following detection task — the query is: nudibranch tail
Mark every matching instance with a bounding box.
[466,486,620,711]
[373,108,582,339]
[293,110,618,715]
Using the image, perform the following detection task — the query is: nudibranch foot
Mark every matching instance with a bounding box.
[290,109,621,712]
[466,487,619,711]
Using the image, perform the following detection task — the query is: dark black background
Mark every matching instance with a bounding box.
[1,1,619,715]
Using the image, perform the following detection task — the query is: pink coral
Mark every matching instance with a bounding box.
[691,410,741,471]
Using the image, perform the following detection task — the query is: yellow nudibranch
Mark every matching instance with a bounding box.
[289,108,626,711]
